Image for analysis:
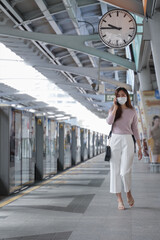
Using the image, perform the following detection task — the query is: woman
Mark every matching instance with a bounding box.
[106,87,142,210]
[149,115,160,163]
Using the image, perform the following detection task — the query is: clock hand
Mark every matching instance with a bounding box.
[100,27,121,30]
[100,27,117,29]
[108,24,122,30]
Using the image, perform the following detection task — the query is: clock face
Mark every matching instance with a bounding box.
[98,9,137,49]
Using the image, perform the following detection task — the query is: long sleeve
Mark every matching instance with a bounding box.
[131,111,140,140]
[106,108,140,137]
[106,109,116,125]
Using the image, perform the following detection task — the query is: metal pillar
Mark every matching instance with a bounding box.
[138,67,152,91]
[148,12,160,92]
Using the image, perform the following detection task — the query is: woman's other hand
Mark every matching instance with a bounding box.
[136,139,142,160]
[138,148,142,160]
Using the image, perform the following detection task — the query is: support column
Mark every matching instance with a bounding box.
[35,117,44,181]
[0,107,10,195]
[137,67,152,91]
[148,12,160,92]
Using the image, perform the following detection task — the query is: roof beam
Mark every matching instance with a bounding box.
[34,0,62,34]
[10,0,25,6]
[0,92,17,97]
[77,0,98,7]
[99,1,108,15]
[63,0,97,67]
[22,3,66,22]
[22,0,98,23]
[0,26,136,71]
[92,100,111,107]
[56,82,93,91]
[35,0,89,84]
[36,64,127,75]
[83,93,105,101]
[35,64,131,90]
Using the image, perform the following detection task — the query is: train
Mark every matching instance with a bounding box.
[0,106,107,195]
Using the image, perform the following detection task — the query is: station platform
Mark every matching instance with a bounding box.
[0,154,160,240]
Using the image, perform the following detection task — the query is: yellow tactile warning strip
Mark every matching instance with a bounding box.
[0,162,83,209]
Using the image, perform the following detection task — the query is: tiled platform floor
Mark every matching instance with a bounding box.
[0,154,160,240]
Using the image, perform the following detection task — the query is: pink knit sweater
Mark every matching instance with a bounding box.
[106,107,140,140]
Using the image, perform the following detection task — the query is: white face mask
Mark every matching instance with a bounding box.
[117,97,127,105]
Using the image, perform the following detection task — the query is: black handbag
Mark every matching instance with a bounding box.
[104,145,111,161]
[104,127,113,162]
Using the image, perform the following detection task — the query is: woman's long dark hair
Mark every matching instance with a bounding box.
[111,87,133,122]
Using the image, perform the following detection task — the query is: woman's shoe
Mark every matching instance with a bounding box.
[118,201,125,210]
[127,196,134,207]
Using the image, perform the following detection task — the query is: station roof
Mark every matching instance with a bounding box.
[0,0,158,119]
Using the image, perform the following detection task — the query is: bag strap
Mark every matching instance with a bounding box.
[107,124,113,146]
[108,124,113,139]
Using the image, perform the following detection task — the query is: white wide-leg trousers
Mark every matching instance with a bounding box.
[110,134,134,193]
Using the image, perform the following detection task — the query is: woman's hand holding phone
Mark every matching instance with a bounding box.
[113,97,118,111]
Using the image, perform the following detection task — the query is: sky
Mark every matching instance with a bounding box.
[0,43,110,134]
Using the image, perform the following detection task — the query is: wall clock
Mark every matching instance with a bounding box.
[98,9,137,49]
